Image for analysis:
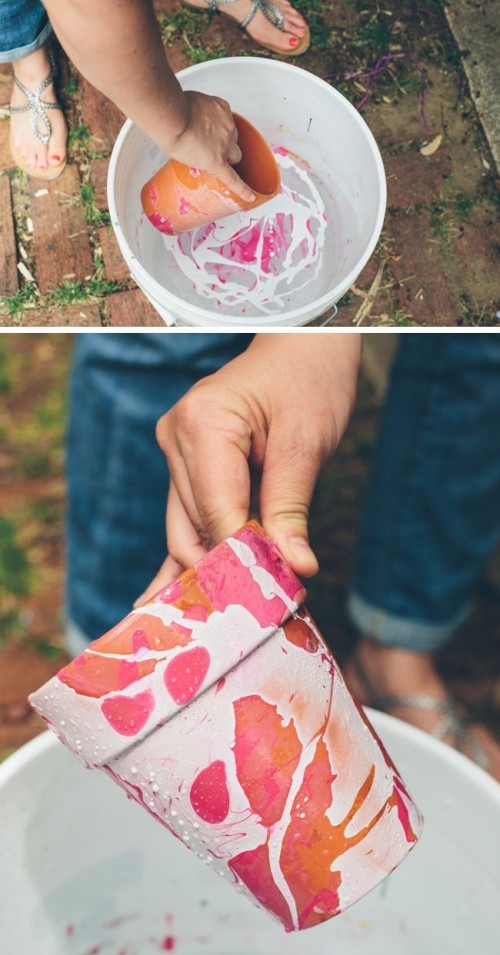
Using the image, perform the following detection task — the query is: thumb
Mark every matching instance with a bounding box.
[216,160,256,204]
[259,437,320,578]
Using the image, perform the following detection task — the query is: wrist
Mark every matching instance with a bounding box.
[151,87,191,155]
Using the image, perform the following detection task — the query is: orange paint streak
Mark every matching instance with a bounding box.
[232,695,302,827]
[283,614,319,654]
[280,741,393,929]
[59,614,194,698]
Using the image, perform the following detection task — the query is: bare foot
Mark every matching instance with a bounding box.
[10,46,67,175]
[187,0,309,53]
[343,637,500,783]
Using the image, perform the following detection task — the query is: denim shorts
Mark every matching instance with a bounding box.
[0,0,51,62]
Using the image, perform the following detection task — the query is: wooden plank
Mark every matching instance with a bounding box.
[0,175,19,296]
[29,164,93,293]
[99,226,129,282]
[21,302,102,327]
[80,79,124,153]
[107,288,165,326]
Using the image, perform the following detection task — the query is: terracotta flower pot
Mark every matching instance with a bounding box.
[140,114,281,235]
[30,522,422,933]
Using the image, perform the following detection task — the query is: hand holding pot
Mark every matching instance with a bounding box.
[137,333,361,601]
[165,91,255,203]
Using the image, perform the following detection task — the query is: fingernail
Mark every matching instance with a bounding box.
[288,536,319,573]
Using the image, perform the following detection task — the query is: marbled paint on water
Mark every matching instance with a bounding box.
[163,149,328,316]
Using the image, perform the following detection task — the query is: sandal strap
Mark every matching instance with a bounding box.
[10,49,62,147]
[349,652,490,771]
[203,0,285,30]
[240,0,285,30]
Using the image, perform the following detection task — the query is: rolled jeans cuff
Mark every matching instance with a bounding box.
[347,590,471,654]
[0,20,52,64]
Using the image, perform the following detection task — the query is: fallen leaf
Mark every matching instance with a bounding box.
[17,262,35,283]
[420,134,443,156]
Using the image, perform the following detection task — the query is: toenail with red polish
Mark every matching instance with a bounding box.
[51,154,61,161]
[289,37,298,45]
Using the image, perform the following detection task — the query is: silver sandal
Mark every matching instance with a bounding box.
[349,652,490,772]
[182,0,310,56]
[8,49,67,180]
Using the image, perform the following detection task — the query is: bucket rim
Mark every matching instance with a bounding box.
[107,57,387,328]
[2,709,499,804]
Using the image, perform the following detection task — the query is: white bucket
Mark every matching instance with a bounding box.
[108,58,386,327]
[1,710,499,954]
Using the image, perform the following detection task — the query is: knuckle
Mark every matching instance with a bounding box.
[174,390,206,441]
[155,412,173,453]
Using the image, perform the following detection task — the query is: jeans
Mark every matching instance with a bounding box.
[0,0,51,62]
[66,333,500,659]
[348,334,500,652]
[66,332,251,653]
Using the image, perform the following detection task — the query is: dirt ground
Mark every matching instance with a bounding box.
[1,333,499,762]
[0,0,499,326]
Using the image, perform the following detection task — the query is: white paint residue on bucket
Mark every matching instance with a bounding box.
[163,150,327,318]
[2,712,500,954]
[108,58,387,326]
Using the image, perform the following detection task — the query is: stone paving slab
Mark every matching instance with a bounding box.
[443,0,500,172]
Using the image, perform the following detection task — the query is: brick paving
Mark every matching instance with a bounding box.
[0,0,499,327]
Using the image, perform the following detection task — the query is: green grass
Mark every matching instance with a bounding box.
[294,0,333,50]
[80,183,110,228]
[353,15,392,55]
[0,283,39,319]
[455,194,474,220]
[0,348,13,393]
[49,276,120,307]
[387,310,419,327]
[63,74,79,101]
[459,300,500,326]
[184,41,230,64]
[68,122,91,149]
[0,516,31,597]
[430,202,453,241]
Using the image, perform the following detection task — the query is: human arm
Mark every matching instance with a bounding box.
[42,0,254,199]
[137,332,362,602]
